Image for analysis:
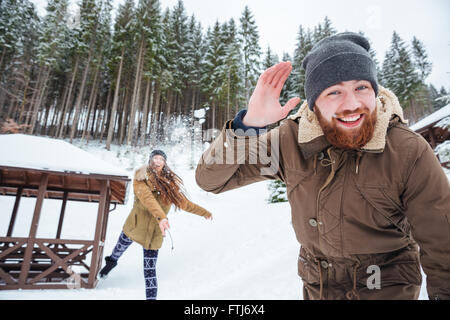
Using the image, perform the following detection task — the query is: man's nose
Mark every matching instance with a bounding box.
[338,91,362,114]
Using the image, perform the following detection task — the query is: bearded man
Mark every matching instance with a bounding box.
[195,32,450,300]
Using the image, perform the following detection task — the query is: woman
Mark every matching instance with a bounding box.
[99,149,212,300]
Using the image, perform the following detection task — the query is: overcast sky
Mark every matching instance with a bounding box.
[31,0,450,90]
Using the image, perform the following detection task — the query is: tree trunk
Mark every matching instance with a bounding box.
[126,40,145,145]
[227,70,230,120]
[0,50,5,73]
[58,57,79,138]
[28,66,51,134]
[139,79,152,146]
[119,88,130,145]
[39,97,52,135]
[25,66,43,126]
[87,87,100,143]
[70,50,93,143]
[150,81,161,142]
[81,64,100,141]
[164,89,174,138]
[18,72,31,124]
[49,97,60,136]
[6,100,17,119]
[133,70,145,146]
[106,48,125,150]
[51,76,70,137]
[212,100,216,131]
[98,84,112,142]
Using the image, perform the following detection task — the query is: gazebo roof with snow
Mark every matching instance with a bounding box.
[409,103,450,132]
[409,104,450,150]
[0,134,130,204]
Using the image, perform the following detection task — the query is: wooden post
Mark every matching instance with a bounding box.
[101,186,111,243]
[56,191,69,240]
[428,127,437,149]
[87,179,107,287]
[7,187,23,237]
[18,173,48,286]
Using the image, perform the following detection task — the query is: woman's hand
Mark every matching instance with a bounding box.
[159,218,170,237]
[243,61,301,127]
[204,212,213,220]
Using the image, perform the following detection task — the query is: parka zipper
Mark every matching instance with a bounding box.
[316,147,336,225]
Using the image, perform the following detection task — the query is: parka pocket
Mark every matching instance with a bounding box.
[285,169,310,197]
[357,247,422,287]
[297,248,321,286]
[355,184,410,236]
[357,260,422,287]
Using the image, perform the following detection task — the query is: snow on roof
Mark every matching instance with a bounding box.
[0,134,129,177]
[409,103,450,131]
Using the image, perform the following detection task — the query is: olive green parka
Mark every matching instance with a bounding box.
[195,86,450,300]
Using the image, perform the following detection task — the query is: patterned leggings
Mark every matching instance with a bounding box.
[110,231,159,300]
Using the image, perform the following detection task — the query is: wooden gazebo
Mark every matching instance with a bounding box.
[410,104,450,169]
[0,134,130,290]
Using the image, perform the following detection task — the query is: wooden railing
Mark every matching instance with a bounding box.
[0,237,97,290]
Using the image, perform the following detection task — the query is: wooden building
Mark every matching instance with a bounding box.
[0,134,130,290]
[410,104,450,169]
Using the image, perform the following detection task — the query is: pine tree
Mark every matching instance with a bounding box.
[56,16,83,139]
[126,0,163,145]
[239,6,261,107]
[291,25,313,107]
[0,0,40,121]
[312,16,336,43]
[280,52,294,107]
[267,180,288,203]
[170,0,189,114]
[82,0,113,143]
[381,31,421,112]
[200,21,226,129]
[409,37,433,119]
[184,14,205,167]
[69,0,102,143]
[436,86,450,108]
[411,36,432,82]
[106,0,135,150]
[220,18,243,121]
[262,45,279,69]
[158,6,178,136]
[184,15,205,118]
[0,0,39,74]
[428,84,441,111]
[139,0,164,146]
[358,30,381,77]
[27,0,70,134]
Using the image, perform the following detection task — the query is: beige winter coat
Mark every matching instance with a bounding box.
[123,165,212,250]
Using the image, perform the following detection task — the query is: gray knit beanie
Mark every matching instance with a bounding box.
[149,149,167,161]
[302,32,378,111]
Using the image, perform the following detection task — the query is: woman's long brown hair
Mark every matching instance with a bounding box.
[146,163,187,210]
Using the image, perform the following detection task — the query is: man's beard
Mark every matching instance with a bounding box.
[315,106,377,150]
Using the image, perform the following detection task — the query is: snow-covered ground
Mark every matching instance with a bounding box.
[0,136,437,300]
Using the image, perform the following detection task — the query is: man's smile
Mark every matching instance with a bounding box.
[335,113,365,128]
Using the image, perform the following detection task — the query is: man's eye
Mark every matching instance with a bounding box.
[328,91,339,96]
[357,85,368,90]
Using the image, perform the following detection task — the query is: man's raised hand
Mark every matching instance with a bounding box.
[243,61,301,127]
